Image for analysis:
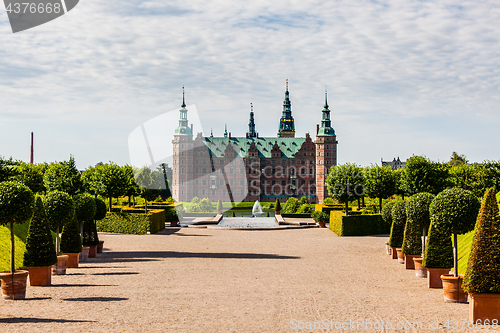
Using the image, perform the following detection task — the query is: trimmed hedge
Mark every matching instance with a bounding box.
[281,213,315,218]
[422,220,453,268]
[60,212,82,253]
[97,209,166,235]
[389,200,406,247]
[329,212,389,236]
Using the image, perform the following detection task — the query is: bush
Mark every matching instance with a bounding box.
[388,200,406,247]
[74,194,96,222]
[282,197,300,214]
[60,212,82,253]
[94,198,107,220]
[463,188,500,293]
[83,219,99,246]
[381,201,395,225]
[23,196,57,267]
[97,210,165,234]
[297,203,313,214]
[329,213,389,236]
[43,191,74,231]
[274,198,281,212]
[422,220,453,268]
[402,192,435,255]
[323,197,335,205]
[0,181,35,226]
[299,196,308,205]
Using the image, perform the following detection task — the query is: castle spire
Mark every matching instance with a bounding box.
[324,86,329,109]
[224,124,228,138]
[174,86,192,136]
[277,79,295,138]
[247,102,257,138]
[317,88,335,137]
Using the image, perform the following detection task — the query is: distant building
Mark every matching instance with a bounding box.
[381,157,406,170]
[172,82,338,204]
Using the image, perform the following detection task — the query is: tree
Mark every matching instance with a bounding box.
[23,196,58,268]
[430,187,480,277]
[393,168,406,199]
[60,211,83,254]
[43,156,84,196]
[402,192,435,255]
[448,163,483,197]
[73,194,97,240]
[43,191,74,256]
[388,200,406,248]
[401,155,448,195]
[91,162,127,212]
[0,156,18,182]
[282,197,300,214]
[0,181,35,274]
[363,165,395,213]
[325,163,364,215]
[463,188,500,293]
[122,165,140,207]
[134,166,160,213]
[449,152,468,166]
[157,163,172,199]
[274,198,282,213]
[381,200,395,226]
[11,162,45,194]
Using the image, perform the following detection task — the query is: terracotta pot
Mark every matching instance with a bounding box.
[427,268,450,288]
[405,254,420,270]
[27,266,52,286]
[170,221,179,227]
[441,274,468,303]
[52,255,69,275]
[391,247,398,259]
[385,242,391,255]
[0,270,29,300]
[318,221,326,228]
[396,248,404,264]
[80,246,90,262]
[88,244,97,258]
[469,293,500,323]
[413,257,427,278]
[63,252,80,268]
[97,240,104,253]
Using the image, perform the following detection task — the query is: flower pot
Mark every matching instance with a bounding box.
[405,254,420,270]
[0,270,29,300]
[88,244,97,258]
[441,274,467,303]
[318,221,326,228]
[52,255,69,275]
[469,293,500,323]
[385,242,391,255]
[413,257,427,278]
[63,252,80,268]
[396,248,404,264]
[391,247,398,259]
[27,266,52,286]
[79,246,90,262]
[170,221,179,227]
[426,268,450,288]
[97,240,104,253]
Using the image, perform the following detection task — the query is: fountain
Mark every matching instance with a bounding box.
[213,200,282,229]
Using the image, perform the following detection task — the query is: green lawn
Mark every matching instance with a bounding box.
[0,221,30,272]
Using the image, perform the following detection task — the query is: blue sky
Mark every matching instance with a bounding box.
[0,0,499,169]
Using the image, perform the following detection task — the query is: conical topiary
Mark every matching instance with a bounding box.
[402,192,435,255]
[275,199,281,213]
[463,188,500,293]
[422,220,453,269]
[60,211,83,254]
[23,196,58,268]
[82,197,103,246]
[388,200,406,248]
[217,199,223,214]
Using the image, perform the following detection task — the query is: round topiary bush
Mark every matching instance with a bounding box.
[430,187,480,276]
[463,188,500,293]
[297,203,313,214]
[43,190,74,255]
[74,194,96,222]
[60,212,83,254]
[381,200,395,225]
[402,192,435,255]
[323,197,334,205]
[23,196,58,267]
[94,198,107,221]
[422,220,454,268]
[388,200,406,248]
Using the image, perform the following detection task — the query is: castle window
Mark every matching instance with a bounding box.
[291,160,296,165]
[181,180,184,185]
[195,168,199,174]
[310,168,314,174]
[281,180,286,186]
[202,180,207,185]
[272,160,276,165]
[203,168,207,173]
[202,190,206,195]
[310,189,314,194]
[301,168,306,175]
[301,160,305,165]
[181,152,184,156]
[310,180,314,185]
[195,160,199,164]
[271,180,276,185]
[203,160,207,164]
[194,189,198,195]
[230,168,234,174]
[181,190,184,195]
[212,189,216,195]
[303,153,306,156]
[262,160,267,165]
[181,168,184,174]
[181,160,185,164]
[326,152,329,157]
[219,180,224,185]
[195,180,199,185]
[301,180,305,185]
[281,160,286,165]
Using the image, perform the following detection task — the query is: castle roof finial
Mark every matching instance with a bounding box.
[286,78,288,93]
[224,124,228,138]
[250,102,253,113]
[181,85,186,108]
[324,85,328,109]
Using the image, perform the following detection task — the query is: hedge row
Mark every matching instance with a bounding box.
[118,204,181,223]
[97,209,165,235]
[329,212,390,236]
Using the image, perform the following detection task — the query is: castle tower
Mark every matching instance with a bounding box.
[277,79,295,138]
[172,86,194,201]
[315,90,338,203]
[247,103,257,138]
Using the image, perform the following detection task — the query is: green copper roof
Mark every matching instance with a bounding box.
[317,127,336,136]
[202,136,306,159]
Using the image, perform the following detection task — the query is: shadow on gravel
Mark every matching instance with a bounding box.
[77,266,131,269]
[50,284,118,287]
[24,297,51,300]
[63,297,128,302]
[91,272,139,276]
[97,251,300,261]
[0,317,95,323]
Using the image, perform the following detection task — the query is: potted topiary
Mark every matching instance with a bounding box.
[60,211,82,268]
[73,194,96,257]
[430,187,480,303]
[402,192,435,272]
[94,198,107,253]
[217,199,223,215]
[0,181,35,299]
[43,190,74,275]
[422,219,453,288]
[23,196,58,286]
[389,200,407,264]
[312,211,329,228]
[381,201,395,256]
[463,188,500,323]
[275,199,281,215]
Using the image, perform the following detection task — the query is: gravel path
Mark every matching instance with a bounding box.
[1,227,473,332]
